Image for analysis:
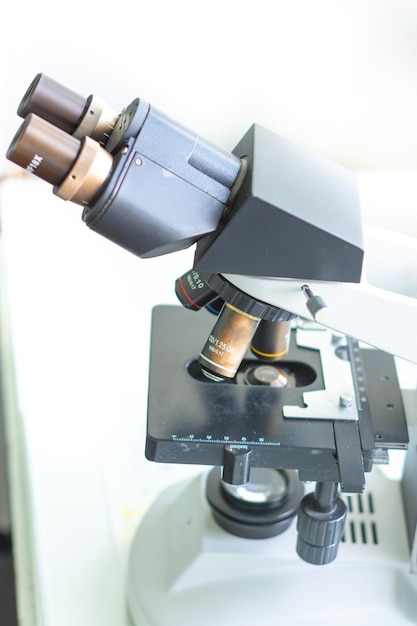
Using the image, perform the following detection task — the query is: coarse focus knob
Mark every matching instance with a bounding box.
[296,486,347,565]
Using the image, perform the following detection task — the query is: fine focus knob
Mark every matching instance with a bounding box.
[296,487,347,565]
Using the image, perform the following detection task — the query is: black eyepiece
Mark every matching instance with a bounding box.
[6,113,113,205]
[7,114,81,186]
[18,73,88,135]
[17,73,118,146]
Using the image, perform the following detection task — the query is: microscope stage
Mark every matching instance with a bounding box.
[146,306,408,492]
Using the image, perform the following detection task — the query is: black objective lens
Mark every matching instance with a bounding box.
[250,319,292,362]
[175,270,218,311]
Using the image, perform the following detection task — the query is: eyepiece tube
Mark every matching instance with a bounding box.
[17,73,118,146]
[7,114,82,186]
[18,73,87,134]
[6,114,114,205]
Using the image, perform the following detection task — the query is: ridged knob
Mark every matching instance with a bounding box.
[296,492,347,565]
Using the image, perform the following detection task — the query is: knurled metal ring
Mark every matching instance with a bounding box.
[205,273,296,322]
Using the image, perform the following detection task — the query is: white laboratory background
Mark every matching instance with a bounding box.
[0,1,417,624]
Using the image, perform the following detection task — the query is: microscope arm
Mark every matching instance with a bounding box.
[224,223,417,365]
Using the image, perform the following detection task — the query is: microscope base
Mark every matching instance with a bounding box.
[127,468,417,626]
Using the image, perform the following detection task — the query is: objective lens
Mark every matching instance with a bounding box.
[175,270,217,310]
[18,73,87,134]
[17,73,118,145]
[205,297,224,315]
[199,303,261,381]
[6,114,113,205]
[7,114,81,186]
[250,320,292,362]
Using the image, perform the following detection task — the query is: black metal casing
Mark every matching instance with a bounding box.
[195,124,364,281]
[82,104,241,258]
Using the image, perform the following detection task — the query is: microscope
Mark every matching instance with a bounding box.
[6,74,417,625]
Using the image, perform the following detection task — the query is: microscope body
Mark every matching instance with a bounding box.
[6,74,417,624]
[82,100,241,258]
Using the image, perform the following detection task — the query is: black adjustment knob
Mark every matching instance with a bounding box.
[296,483,347,565]
[222,445,252,485]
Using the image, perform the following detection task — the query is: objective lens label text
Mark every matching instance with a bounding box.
[208,334,234,353]
[187,271,206,290]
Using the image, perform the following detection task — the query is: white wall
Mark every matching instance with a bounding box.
[1,0,417,170]
[2,0,417,235]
